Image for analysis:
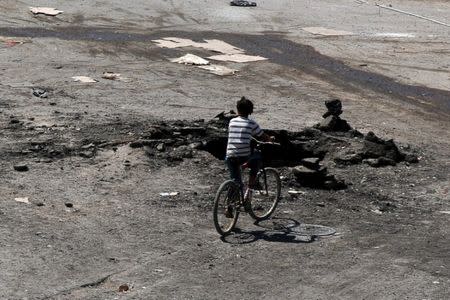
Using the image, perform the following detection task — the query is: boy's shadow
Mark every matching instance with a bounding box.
[220,217,336,245]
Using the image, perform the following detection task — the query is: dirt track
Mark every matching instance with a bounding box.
[0,0,449,299]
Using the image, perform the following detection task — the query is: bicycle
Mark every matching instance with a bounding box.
[213,140,281,236]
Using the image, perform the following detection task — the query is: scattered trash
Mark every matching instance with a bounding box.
[101,72,121,80]
[72,76,97,83]
[288,190,306,195]
[13,164,29,172]
[302,27,353,36]
[29,7,63,16]
[118,284,129,292]
[152,38,244,55]
[372,209,383,215]
[439,211,450,215]
[159,192,179,197]
[230,1,257,7]
[0,36,29,47]
[198,65,238,76]
[170,54,210,65]
[208,54,267,63]
[32,88,48,98]
[15,197,30,204]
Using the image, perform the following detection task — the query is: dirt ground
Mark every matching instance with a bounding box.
[0,0,449,299]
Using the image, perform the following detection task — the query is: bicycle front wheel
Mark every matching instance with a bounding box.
[213,180,240,235]
[248,167,281,221]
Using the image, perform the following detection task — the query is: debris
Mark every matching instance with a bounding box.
[0,36,29,47]
[15,197,30,204]
[65,202,73,208]
[72,76,97,83]
[29,7,63,16]
[101,72,121,80]
[372,209,383,215]
[300,157,321,170]
[118,284,129,292]
[32,88,48,98]
[156,143,165,152]
[208,54,267,63]
[13,164,29,172]
[439,211,450,215]
[288,190,304,195]
[302,27,353,36]
[230,1,257,7]
[159,192,179,197]
[152,38,244,55]
[315,99,352,132]
[198,65,238,76]
[170,54,210,65]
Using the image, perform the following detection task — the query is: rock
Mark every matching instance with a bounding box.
[129,140,144,148]
[334,152,363,165]
[32,88,48,98]
[316,115,351,132]
[322,99,343,118]
[156,143,165,152]
[10,119,20,124]
[323,179,347,190]
[79,151,94,158]
[300,157,321,170]
[292,165,327,178]
[65,202,73,208]
[13,164,29,172]
[118,284,129,292]
[364,157,395,167]
[189,142,203,150]
[404,153,419,163]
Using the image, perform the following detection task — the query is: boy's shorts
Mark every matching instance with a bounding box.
[225,151,262,186]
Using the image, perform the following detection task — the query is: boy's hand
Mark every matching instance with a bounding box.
[269,136,276,142]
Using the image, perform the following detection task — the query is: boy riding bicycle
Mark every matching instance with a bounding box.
[225,97,275,207]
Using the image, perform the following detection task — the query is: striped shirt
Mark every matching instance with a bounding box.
[226,116,263,157]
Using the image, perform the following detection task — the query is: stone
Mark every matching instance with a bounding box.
[404,153,419,163]
[13,164,29,172]
[322,99,343,118]
[300,157,321,170]
[156,143,165,152]
[334,152,363,165]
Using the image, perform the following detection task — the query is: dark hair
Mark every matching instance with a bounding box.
[236,96,254,116]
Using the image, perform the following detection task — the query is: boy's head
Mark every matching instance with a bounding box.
[236,96,254,117]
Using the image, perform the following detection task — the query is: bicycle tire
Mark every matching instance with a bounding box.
[213,180,240,235]
[247,167,281,221]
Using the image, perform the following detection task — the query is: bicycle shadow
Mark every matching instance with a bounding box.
[220,217,336,245]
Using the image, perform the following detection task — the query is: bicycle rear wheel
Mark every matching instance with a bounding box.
[248,167,281,221]
[213,180,240,235]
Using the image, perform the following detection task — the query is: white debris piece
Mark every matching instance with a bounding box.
[72,76,98,83]
[15,197,30,204]
[152,37,244,55]
[288,190,306,195]
[302,27,353,36]
[170,54,210,65]
[160,192,179,197]
[439,211,450,215]
[198,65,237,76]
[30,7,63,16]
[101,72,121,80]
[208,54,267,63]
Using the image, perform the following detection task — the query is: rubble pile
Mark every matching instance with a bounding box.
[128,99,418,190]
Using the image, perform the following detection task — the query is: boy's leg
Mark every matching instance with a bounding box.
[245,152,262,200]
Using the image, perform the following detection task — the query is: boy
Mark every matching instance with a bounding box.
[225,97,274,204]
